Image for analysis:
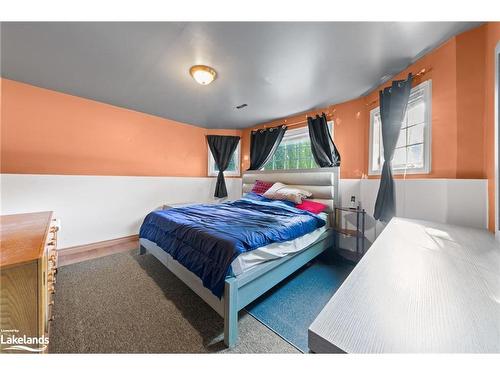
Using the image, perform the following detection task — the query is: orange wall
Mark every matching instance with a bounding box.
[364,37,462,179]
[242,36,464,179]
[456,26,486,179]
[241,100,367,179]
[483,23,500,231]
[0,78,241,177]
[241,23,499,230]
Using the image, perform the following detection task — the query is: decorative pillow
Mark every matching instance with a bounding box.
[243,192,295,207]
[263,182,312,204]
[251,180,274,195]
[295,200,328,214]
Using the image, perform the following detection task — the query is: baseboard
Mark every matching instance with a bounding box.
[58,234,139,266]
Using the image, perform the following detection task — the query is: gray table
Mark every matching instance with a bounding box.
[308,218,500,353]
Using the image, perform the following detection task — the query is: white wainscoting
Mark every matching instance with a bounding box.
[0,174,242,248]
[339,178,489,247]
[0,174,488,251]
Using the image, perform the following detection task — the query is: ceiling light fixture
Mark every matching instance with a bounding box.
[189,65,217,85]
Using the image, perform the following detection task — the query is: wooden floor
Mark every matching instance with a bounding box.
[58,235,139,266]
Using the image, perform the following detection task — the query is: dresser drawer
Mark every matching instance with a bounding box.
[41,217,59,337]
[1,211,57,353]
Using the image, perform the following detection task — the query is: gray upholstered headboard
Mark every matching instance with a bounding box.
[241,167,340,213]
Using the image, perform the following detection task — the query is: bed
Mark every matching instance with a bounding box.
[139,167,339,347]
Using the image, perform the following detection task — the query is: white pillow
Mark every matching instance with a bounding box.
[262,182,312,204]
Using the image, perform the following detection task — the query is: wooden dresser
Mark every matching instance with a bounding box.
[0,212,59,353]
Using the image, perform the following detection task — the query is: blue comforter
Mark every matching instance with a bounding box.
[139,198,325,298]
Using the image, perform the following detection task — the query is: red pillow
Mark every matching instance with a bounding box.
[251,180,274,195]
[295,200,328,214]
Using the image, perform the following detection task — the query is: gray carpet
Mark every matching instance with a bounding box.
[49,250,298,353]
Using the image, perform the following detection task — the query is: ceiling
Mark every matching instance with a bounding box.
[1,22,481,129]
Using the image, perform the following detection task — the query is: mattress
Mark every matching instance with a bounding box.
[139,198,326,297]
[230,212,329,276]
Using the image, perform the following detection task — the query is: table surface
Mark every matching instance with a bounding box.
[335,206,365,213]
[308,217,500,353]
[0,211,53,268]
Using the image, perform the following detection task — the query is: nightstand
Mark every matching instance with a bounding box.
[332,206,366,262]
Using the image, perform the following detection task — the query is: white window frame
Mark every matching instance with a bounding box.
[208,141,241,177]
[368,80,432,175]
[262,121,334,171]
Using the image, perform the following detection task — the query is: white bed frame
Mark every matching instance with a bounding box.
[139,167,340,347]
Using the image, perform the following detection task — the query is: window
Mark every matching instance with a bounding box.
[369,80,432,175]
[263,122,334,170]
[208,141,241,176]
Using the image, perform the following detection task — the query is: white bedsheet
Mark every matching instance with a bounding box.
[230,212,329,277]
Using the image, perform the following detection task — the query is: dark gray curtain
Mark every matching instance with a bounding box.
[248,125,287,170]
[207,135,240,198]
[373,73,413,222]
[307,113,341,167]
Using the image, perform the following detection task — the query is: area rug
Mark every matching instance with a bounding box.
[245,258,354,352]
[49,250,298,353]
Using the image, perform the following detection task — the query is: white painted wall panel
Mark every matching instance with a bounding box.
[0,174,487,250]
[337,178,488,252]
[0,174,242,248]
[445,179,489,229]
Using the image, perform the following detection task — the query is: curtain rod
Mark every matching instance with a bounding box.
[365,67,432,107]
[260,111,334,130]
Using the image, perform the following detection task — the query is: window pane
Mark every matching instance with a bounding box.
[227,156,236,171]
[407,123,424,145]
[407,143,424,169]
[395,128,406,148]
[287,143,298,169]
[372,141,380,170]
[372,114,381,170]
[275,146,285,169]
[370,81,430,174]
[407,101,425,126]
[401,113,408,129]
[392,147,407,168]
[263,124,330,170]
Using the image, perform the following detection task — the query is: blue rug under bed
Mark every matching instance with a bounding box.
[245,257,354,353]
